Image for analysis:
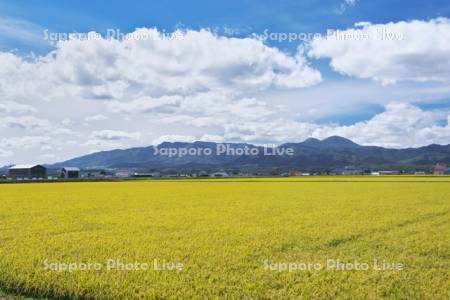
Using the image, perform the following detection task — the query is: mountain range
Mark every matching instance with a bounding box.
[48,136,450,172]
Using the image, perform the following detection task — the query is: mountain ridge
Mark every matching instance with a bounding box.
[47,136,450,171]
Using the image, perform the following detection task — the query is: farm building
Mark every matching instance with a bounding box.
[61,167,80,178]
[132,172,160,178]
[8,164,47,179]
[341,166,364,175]
[212,171,229,177]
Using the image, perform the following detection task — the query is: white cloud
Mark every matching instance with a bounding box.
[151,135,197,145]
[84,114,108,122]
[40,153,57,159]
[155,92,274,126]
[40,145,53,151]
[0,27,325,163]
[0,115,73,136]
[336,0,358,14]
[82,130,141,150]
[206,103,449,148]
[90,130,141,141]
[108,96,182,114]
[1,136,51,150]
[0,115,51,130]
[0,28,320,106]
[0,148,13,158]
[0,101,36,114]
[81,140,122,149]
[199,134,226,142]
[309,18,450,84]
[0,25,449,164]
[311,103,450,148]
[61,118,72,126]
[222,119,317,143]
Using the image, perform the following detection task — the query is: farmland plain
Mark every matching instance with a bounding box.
[0,177,449,299]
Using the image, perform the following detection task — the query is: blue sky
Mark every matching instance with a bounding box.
[2,0,450,52]
[0,0,449,163]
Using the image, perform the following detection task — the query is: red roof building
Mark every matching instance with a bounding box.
[434,164,446,175]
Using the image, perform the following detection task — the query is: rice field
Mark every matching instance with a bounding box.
[0,177,449,299]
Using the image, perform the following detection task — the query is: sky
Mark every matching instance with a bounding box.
[0,0,450,164]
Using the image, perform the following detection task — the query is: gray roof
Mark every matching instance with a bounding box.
[63,167,80,171]
[9,164,43,170]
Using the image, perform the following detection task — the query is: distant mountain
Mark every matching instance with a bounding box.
[0,164,14,173]
[320,136,360,148]
[50,136,450,172]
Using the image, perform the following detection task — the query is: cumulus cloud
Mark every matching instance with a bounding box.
[1,136,51,150]
[311,103,450,148]
[154,92,274,127]
[151,135,197,145]
[309,18,450,84]
[0,28,321,106]
[0,101,36,114]
[214,103,449,148]
[40,153,57,159]
[80,130,142,150]
[222,119,317,143]
[90,130,141,141]
[0,27,325,163]
[108,95,183,114]
[199,134,226,142]
[0,25,449,164]
[84,114,108,122]
[0,115,51,130]
[0,148,13,158]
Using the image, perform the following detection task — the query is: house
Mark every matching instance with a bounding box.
[8,164,47,179]
[61,167,80,179]
[434,164,446,175]
[115,170,131,178]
